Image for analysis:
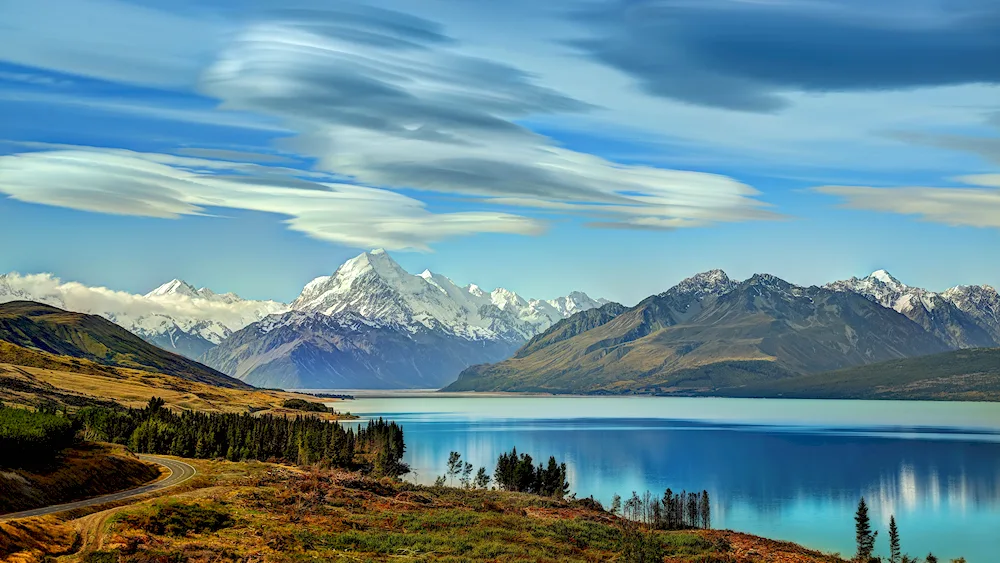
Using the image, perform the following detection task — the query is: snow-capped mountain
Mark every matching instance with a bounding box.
[204,249,610,388]
[289,249,608,343]
[826,270,998,349]
[0,273,287,358]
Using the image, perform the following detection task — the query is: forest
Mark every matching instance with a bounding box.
[0,398,407,476]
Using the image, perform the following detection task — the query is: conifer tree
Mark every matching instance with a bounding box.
[888,515,900,563]
[474,467,490,489]
[854,497,877,562]
[700,490,711,529]
[610,493,622,516]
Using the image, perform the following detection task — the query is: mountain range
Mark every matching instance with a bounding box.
[0,250,608,389]
[446,270,1000,394]
[3,256,998,391]
[202,250,609,388]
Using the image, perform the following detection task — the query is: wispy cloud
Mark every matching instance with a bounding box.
[198,10,777,230]
[815,175,1000,228]
[0,147,545,251]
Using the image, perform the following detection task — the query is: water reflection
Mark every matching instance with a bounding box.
[341,398,1000,561]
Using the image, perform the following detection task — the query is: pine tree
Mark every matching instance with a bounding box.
[474,467,490,489]
[610,494,622,516]
[699,490,711,529]
[924,554,938,563]
[888,515,900,563]
[854,497,877,562]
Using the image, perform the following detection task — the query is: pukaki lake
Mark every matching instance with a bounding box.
[322,394,1000,562]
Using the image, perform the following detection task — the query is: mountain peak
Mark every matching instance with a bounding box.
[666,269,737,299]
[745,273,793,291]
[146,279,200,299]
[868,269,906,288]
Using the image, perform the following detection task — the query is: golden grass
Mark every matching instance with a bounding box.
[0,349,351,420]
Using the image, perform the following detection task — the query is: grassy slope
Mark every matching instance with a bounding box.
[0,301,248,390]
[2,459,847,563]
[0,443,161,514]
[0,341,354,418]
[713,347,1000,401]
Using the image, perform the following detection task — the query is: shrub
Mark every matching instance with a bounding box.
[281,399,329,413]
[119,502,234,537]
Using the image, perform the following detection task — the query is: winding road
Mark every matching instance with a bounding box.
[0,455,197,521]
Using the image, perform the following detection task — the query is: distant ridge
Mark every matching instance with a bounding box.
[711,347,1000,401]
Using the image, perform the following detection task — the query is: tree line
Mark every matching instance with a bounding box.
[2,397,407,476]
[609,489,711,530]
[0,404,75,468]
[853,496,964,563]
[76,397,407,476]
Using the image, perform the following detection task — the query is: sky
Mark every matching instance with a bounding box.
[1,0,1000,305]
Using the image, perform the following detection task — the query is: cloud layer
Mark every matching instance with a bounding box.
[0,148,545,251]
[816,175,1000,228]
[573,0,1000,112]
[197,10,777,231]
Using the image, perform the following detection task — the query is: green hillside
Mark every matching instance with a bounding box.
[713,347,1000,401]
[0,301,250,390]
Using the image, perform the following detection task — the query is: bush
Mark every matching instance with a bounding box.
[619,524,666,563]
[120,502,234,537]
[0,407,76,468]
[281,399,329,413]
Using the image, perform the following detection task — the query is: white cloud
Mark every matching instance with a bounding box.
[0,147,545,251]
[815,176,1000,228]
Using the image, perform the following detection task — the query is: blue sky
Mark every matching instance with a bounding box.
[1,0,999,304]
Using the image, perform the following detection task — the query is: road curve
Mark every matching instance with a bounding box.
[0,455,197,521]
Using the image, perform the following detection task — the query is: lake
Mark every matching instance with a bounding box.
[328,394,1000,561]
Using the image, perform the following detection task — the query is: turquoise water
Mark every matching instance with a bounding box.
[333,395,1000,561]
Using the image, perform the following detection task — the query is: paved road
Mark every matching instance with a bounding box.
[0,455,197,521]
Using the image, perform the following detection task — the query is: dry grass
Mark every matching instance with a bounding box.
[47,461,846,563]
[0,457,849,563]
[0,355,352,420]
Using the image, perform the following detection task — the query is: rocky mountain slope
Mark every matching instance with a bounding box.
[202,250,609,389]
[826,270,997,348]
[0,301,249,389]
[445,271,956,394]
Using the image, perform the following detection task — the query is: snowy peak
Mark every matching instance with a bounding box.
[546,291,609,317]
[146,279,200,299]
[287,249,607,342]
[827,271,1000,348]
[869,269,906,290]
